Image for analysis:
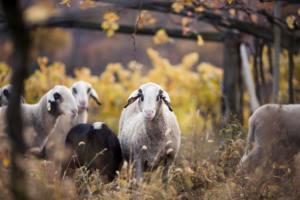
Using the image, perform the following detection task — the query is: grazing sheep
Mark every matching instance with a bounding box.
[0,84,25,106]
[0,85,78,149]
[118,82,181,184]
[62,122,123,182]
[240,104,300,173]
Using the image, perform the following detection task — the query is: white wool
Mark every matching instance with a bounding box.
[0,85,77,149]
[93,122,104,130]
[118,82,181,182]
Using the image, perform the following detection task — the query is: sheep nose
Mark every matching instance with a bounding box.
[144,109,154,117]
[79,101,86,106]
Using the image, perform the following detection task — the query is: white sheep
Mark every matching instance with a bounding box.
[0,84,25,106]
[70,81,101,124]
[0,85,78,149]
[118,82,181,184]
[240,104,300,173]
[44,81,101,160]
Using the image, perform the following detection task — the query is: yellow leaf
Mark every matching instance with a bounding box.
[25,3,54,23]
[153,29,173,44]
[137,11,156,28]
[229,9,236,17]
[172,2,184,13]
[3,158,10,168]
[195,6,204,13]
[59,0,71,7]
[181,17,190,27]
[102,12,120,37]
[103,11,119,22]
[197,35,204,46]
[227,0,234,4]
[286,15,296,29]
[79,0,96,9]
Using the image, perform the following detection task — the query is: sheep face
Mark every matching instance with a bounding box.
[47,85,78,118]
[0,84,25,106]
[70,81,101,112]
[124,82,173,121]
[0,85,11,106]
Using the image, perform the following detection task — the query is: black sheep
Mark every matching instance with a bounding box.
[62,122,123,182]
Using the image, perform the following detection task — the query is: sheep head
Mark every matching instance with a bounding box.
[124,82,173,121]
[0,84,25,106]
[47,85,78,118]
[71,81,101,112]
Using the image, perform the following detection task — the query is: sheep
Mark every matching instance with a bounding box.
[44,81,101,160]
[70,81,101,124]
[0,85,78,149]
[62,122,123,183]
[0,84,25,106]
[118,82,181,184]
[240,104,300,173]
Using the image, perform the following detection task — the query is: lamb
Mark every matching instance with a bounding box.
[240,104,300,173]
[0,85,78,149]
[118,82,181,184]
[62,122,123,183]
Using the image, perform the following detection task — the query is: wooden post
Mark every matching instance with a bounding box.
[272,1,281,103]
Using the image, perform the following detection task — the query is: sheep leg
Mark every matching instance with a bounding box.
[162,153,173,190]
[240,145,265,174]
[134,156,143,183]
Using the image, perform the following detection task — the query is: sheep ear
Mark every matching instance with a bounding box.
[47,100,52,112]
[124,89,142,108]
[90,88,101,105]
[160,90,173,112]
[124,96,138,108]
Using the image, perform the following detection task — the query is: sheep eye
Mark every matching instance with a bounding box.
[87,87,91,94]
[156,95,161,101]
[3,89,9,98]
[72,88,77,95]
[53,92,61,101]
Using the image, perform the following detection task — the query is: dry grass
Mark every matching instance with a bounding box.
[1,119,300,200]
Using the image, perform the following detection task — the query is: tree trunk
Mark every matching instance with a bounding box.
[222,33,243,123]
[0,0,29,199]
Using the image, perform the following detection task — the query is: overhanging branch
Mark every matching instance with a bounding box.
[95,0,300,50]
[32,17,226,42]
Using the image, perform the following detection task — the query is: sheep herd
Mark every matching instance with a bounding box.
[0,80,299,185]
[0,81,181,184]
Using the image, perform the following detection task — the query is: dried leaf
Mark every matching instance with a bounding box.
[286,15,296,29]
[172,2,184,13]
[197,35,204,46]
[153,29,173,44]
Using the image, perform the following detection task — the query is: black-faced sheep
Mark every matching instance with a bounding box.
[0,85,78,149]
